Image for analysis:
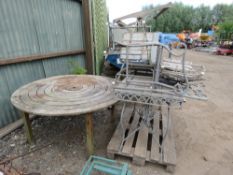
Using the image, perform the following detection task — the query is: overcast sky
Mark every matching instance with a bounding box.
[106,0,233,21]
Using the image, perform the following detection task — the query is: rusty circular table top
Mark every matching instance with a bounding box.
[11,75,118,116]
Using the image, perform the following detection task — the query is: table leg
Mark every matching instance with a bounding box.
[22,112,33,144]
[86,113,94,156]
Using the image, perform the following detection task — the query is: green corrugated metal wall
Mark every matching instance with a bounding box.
[91,0,108,75]
[0,0,85,127]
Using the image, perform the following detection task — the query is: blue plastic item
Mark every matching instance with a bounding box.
[207,30,214,36]
[80,156,133,175]
[159,33,179,45]
[106,53,122,69]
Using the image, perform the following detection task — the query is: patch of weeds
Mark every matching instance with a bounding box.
[68,61,87,75]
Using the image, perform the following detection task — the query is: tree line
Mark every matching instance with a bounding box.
[144,3,233,34]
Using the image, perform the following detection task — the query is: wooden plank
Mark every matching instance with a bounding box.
[107,103,134,155]
[0,49,85,66]
[122,105,140,155]
[161,106,176,165]
[0,119,24,139]
[107,104,176,171]
[22,112,33,144]
[150,110,162,163]
[133,124,149,166]
[86,113,94,156]
[0,115,35,139]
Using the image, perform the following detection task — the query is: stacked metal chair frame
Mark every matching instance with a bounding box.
[113,32,207,152]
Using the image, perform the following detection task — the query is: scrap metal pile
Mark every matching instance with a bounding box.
[108,3,207,158]
[112,32,207,151]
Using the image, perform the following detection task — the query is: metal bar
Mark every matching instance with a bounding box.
[22,112,33,144]
[80,156,93,175]
[110,26,151,29]
[126,47,129,81]
[86,162,95,175]
[86,113,94,156]
[114,86,176,95]
[115,79,176,92]
[116,41,186,57]
[155,46,162,83]
[94,164,120,175]
[91,156,114,163]
[82,0,94,74]
[93,161,123,170]
[0,49,85,66]
[119,102,127,151]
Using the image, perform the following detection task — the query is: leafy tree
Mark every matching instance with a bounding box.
[212,4,233,24]
[192,5,212,31]
[144,2,233,33]
[146,3,195,33]
[218,21,233,32]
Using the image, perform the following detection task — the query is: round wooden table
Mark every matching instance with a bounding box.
[11,75,117,155]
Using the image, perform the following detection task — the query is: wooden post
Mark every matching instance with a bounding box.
[82,0,94,74]
[86,113,94,156]
[22,112,33,144]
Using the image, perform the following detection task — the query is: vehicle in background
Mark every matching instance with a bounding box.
[216,31,233,55]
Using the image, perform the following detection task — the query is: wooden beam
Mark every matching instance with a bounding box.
[82,0,94,74]
[0,115,36,139]
[0,49,85,66]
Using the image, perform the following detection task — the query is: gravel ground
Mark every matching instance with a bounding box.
[1,50,233,175]
[0,107,119,175]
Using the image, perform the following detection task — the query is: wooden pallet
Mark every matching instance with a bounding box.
[107,104,176,173]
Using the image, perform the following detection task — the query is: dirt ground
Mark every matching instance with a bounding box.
[1,50,233,175]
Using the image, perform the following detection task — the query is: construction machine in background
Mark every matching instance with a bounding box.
[177,30,194,49]
[177,29,214,49]
[105,2,173,74]
[110,2,173,49]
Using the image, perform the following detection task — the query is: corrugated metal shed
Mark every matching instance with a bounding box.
[0,0,85,128]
